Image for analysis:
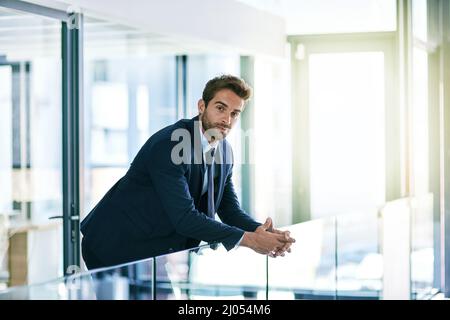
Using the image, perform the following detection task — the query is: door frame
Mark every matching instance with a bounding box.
[288,32,399,223]
[0,0,84,274]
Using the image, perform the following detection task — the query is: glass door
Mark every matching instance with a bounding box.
[290,34,398,298]
[291,34,398,221]
[0,6,63,287]
[308,51,386,218]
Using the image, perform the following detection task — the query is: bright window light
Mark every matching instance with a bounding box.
[309,52,386,218]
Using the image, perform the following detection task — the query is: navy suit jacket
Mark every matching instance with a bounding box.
[80,116,260,267]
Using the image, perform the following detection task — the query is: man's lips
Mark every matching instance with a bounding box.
[216,125,229,131]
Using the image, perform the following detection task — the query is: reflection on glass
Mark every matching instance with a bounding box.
[336,212,381,299]
[155,245,266,299]
[309,52,385,219]
[0,258,154,300]
[0,7,63,287]
[268,218,336,299]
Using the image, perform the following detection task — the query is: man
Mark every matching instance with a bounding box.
[81,75,295,270]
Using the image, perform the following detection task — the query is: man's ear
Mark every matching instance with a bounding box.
[198,99,205,114]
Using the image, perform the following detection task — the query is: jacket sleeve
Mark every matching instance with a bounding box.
[217,166,261,232]
[146,140,244,250]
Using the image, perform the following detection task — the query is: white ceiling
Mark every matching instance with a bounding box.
[0,0,398,61]
[0,7,229,61]
[236,0,397,34]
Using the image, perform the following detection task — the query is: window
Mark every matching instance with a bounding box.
[309,52,386,218]
[83,18,177,215]
[0,7,63,285]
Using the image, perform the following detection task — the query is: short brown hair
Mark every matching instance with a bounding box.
[202,75,252,108]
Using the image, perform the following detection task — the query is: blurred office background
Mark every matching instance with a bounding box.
[0,0,449,299]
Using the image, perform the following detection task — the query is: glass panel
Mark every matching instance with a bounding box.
[336,212,381,299]
[309,52,385,219]
[155,244,267,299]
[380,198,411,299]
[411,194,435,299]
[411,1,434,299]
[0,258,154,300]
[0,7,63,287]
[411,47,429,196]
[0,65,12,290]
[268,218,336,299]
[83,17,177,218]
[90,82,129,165]
[253,56,292,225]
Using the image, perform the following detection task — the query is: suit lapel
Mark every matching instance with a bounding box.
[187,116,205,203]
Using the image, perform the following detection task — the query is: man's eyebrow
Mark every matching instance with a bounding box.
[215,101,229,108]
[215,101,241,113]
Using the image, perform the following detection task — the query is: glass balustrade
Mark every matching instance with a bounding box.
[0,205,437,299]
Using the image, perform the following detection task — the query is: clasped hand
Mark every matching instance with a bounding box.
[254,217,295,258]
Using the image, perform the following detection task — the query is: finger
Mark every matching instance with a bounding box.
[270,228,284,235]
[271,230,295,243]
[266,217,273,231]
[283,241,291,249]
[282,231,295,243]
[285,234,296,243]
[284,243,292,252]
[275,233,293,244]
[279,242,291,253]
[274,233,286,241]
[285,231,292,241]
[275,242,291,256]
[262,217,272,231]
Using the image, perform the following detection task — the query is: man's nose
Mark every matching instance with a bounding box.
[222,112,232,125]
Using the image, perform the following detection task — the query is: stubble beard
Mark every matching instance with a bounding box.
[200,111,228,142]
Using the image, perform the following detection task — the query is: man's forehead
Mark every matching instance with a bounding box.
[211,90,244,108]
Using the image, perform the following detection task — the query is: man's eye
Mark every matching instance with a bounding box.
[217,106,224,111]
[231,112,238,118]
